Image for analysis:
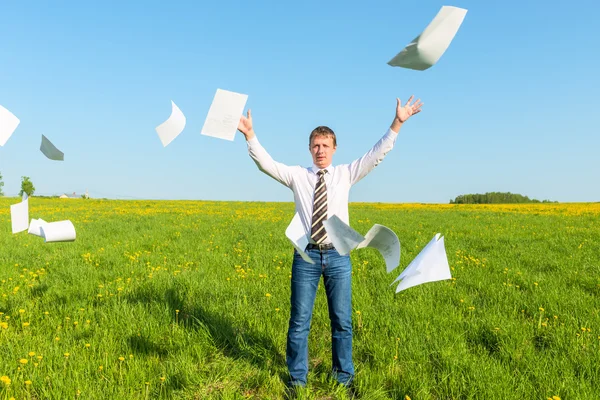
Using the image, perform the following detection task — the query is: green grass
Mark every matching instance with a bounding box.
[0,198,599,399]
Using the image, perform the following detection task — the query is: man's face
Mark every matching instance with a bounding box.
[310,135,336,169]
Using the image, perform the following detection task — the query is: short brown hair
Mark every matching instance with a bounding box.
[309,126,337,147]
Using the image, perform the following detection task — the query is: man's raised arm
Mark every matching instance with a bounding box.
[348,96,423,186]
[238,109,295,188]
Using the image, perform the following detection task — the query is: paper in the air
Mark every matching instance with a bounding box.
[0,105,20,146]
[10,193,29,234]
[323,215,366,256]
[28,218,47,237]
[388,6,467,70]
[285,213,315,264]
[40,220,76,243]
[323,215,401,272]
[155,100,186,147]
[357,224,401,273]
[201,89,248,141]
[40,134,64,161]
[392,233,451,292]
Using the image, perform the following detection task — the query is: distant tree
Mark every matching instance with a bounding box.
[19,176,35,197]
[450,192,555,204]
[0,171,4,196]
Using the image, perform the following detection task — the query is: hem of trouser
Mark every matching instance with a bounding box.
[288,379,306,388]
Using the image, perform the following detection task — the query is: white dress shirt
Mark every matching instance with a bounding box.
[247,128,399,245]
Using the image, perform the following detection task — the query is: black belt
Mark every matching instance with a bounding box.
[306,243,335,251]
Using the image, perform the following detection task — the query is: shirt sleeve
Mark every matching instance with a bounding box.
[247,137,295,188]
[347,128,399,186]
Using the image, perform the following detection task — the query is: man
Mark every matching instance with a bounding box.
[236,96,423,388]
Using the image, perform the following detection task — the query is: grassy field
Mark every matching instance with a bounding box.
[0,198,599,399]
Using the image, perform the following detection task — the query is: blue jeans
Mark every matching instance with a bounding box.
[286,247,354,386]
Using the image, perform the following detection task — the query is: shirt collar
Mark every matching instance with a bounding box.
[310,164,333,175]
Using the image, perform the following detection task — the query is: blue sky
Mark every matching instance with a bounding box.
[0,0,598,203]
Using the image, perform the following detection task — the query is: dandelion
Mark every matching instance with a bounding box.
[28,352,35,357]
[22,322,30,327]
[85,344,91,348]
[0,322,8,329]
[19,309,25,314]
[539,307,544,312]
[1,375,11,386]
[19,358,28,365]
[119,356,125,361]
[160,377,166,382]
[55,337,60,341]
[265,293,271,298]
[25,380,32,385]
[36,356,42,360]
[64,353,70,358]
[275,308,280,312]
[98,366,103,371]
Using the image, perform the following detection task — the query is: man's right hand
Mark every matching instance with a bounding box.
[238,109,255,141]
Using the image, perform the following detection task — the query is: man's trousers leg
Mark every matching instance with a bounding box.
[286,249,321,386]
[323,248,354,385]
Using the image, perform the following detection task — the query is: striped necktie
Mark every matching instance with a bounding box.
[310,169,328,244]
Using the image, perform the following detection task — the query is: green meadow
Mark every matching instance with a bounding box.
[1,198,598,399]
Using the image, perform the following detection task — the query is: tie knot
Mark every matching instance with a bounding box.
[318,169,327,177]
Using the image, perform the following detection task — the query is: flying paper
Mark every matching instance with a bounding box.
[285,213,315,264]
[155,100,186,147]
[0,105,20,146]
[28,218,47,237]
[392,233,451,292]
[10,193,29,234]
[40,220,76,243]
[387,6,467,70]
[201,89,248,141]
[323,215,365,256]
[40,134,64,161]
[357,224,401,273]
[323,215,401,272]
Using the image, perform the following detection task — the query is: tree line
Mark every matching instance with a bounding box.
[450,192,556,204]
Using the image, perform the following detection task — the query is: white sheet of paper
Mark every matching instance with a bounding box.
[357,224,401,273]
[323,215,365,256]
[200,89,248,141]
[155,100,186,147]
[28,218,47,237]
[40,220,76,243]
[285,213,315,264]
[388,6,467,71]
[10,193,29,234]
[392,233,451,292]
[40,134,64,161]
[0,105,20,146]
